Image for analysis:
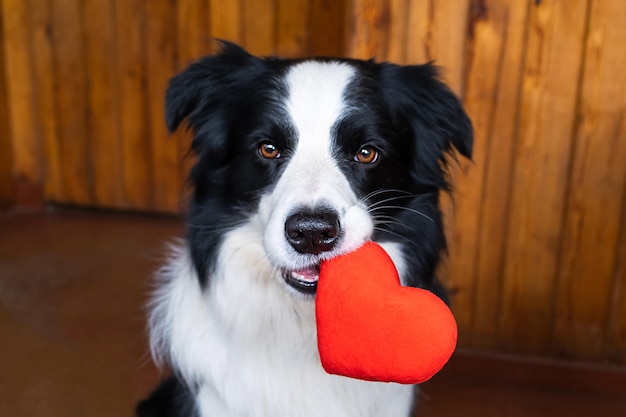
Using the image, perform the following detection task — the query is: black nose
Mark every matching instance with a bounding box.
[285,209,340,255]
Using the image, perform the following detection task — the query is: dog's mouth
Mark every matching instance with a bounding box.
[282,264,321,295]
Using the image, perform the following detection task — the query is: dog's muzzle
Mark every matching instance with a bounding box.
[282,208,340,294]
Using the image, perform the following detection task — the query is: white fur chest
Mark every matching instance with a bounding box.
[149,230,415,417]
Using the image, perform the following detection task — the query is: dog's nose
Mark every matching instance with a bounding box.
[285,209,340,255]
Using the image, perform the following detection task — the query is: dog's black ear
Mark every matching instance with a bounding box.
[165,41,272,169]
[164,41,260,134]
[380,63,473,188]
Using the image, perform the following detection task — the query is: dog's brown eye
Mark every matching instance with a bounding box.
[355,146,379,164]
[259,142,280,159]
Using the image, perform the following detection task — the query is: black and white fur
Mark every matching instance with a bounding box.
[138,43,472,417]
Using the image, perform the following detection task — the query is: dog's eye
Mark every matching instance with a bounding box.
[259,142,281,159]
[354,146,379,164]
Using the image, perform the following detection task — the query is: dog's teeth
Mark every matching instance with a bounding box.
[291,270,319,282]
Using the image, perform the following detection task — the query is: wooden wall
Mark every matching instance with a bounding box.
[1,0,625,364]
[0,3,12,207]
[0,0,347,211]
[348,0,626,364]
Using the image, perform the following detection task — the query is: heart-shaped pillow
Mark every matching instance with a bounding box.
[315,241,457,384]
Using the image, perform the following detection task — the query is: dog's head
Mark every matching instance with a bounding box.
[166,42,472,297]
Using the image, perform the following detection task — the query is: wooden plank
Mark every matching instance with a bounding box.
[115,0,153,211]
[346,0,389,60]
[51,0,93,205]
[404,0,431,64]
[606,185,626,363]
[422,0,470,94]
[445,0,522,347]
[552,0,626,360]
[83,0,123,208]
[28,0,62,202]
[385,0,409,63]
[310,0,347,57]
[498,0,589,354]
[209,0,242,46]
[0,0,14,206]
[276,0,310,57]
[177,0,210,68]
[469,0,529,349]
[1,0,41,188]
[242,0,277,55]
[145,0,181,213]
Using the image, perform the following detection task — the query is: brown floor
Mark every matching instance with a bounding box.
[1,210,625,417]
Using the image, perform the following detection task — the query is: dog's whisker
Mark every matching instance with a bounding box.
[361,188,408,200]
[366,194,419,211]
[360,189,413,205]
[371,216,408,229]
[371,212,407,224]
[369,205,435,223]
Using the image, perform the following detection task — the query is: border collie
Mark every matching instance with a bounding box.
[138,42,472,417]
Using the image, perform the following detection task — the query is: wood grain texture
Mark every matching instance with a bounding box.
[607,185,626,363]
[310,0,347,57]
[28,0,61,202]
[242,0,276,55]
[51,0,93,205]
[115,0,153,210]
[385,0,409,63]
[404,0,432,64]
[1,0,41,185]
[498,0,590,353]
[0,0,14,206]
[84,0,124,208]
[552,0,626,360]
[347,0,389,60]
[209,0,242,46]
[276,0,310,57]
[422,0,470,94]
[445,0,513,346]
[177,0,210,69]
[469,0,529,349]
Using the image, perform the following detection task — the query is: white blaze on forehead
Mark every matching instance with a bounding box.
[283,61,355,155]
[259,60,372,269]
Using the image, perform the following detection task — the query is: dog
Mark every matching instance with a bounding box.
[137,42,472,417]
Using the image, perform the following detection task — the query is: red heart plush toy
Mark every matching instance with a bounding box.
[315,241,457,384]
